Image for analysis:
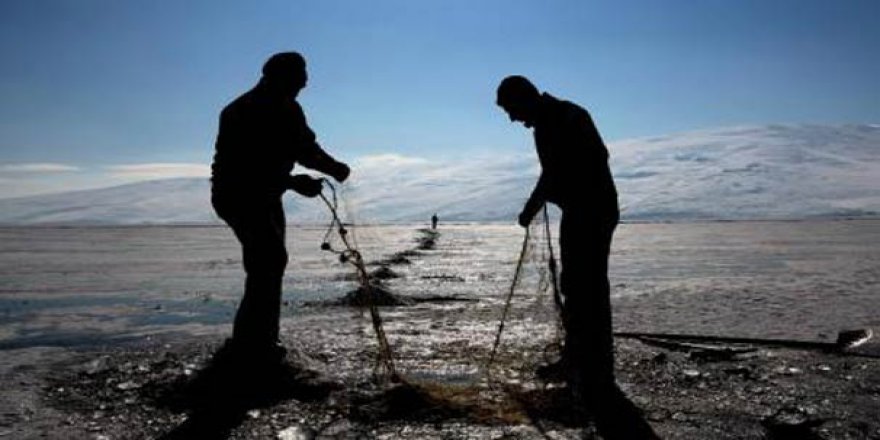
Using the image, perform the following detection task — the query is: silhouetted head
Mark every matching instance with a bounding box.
[261,52,308,97]
[496,75,541,128]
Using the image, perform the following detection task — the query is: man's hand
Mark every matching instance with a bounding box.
[518,209,535,228]
[330,162,350,183]
[518,200,542,228]
[288,174,323,198]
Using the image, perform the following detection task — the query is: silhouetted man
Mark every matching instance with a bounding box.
[211,52,350,369]
[431,213,439,230]
[496,75,658,439]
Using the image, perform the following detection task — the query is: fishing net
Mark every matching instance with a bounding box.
[312,179,568,424]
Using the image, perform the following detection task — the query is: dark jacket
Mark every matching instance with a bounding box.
[527,93,618,219]
[211,84,343,200]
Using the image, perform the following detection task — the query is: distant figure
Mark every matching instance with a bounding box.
[211,52,350,372]
[496,75,658,439]
[431,213,439,230]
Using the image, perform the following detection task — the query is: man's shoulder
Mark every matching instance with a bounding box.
[554,95,589,117]
[541,93,590,125]
[221,89,257,116]
[220,89,303,120]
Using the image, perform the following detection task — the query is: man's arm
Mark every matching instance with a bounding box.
[291,103,350,182]
[519,172,548,227]
[297,127,350,182]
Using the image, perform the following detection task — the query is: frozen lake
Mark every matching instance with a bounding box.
[0,220,878,349]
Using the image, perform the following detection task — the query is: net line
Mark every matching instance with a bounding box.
[317,180,399,381]
[314,179,564,388]
[485,204,564,385]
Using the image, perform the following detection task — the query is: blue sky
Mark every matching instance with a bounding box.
[0,0,877,197]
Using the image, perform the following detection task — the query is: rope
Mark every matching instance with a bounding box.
[541,205,562,316]
[486,204,572,382]
[317,180,399,382]
[486,226,531,377]
[538,205,566,366]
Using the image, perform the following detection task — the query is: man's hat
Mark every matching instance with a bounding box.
[497,75,539,105]
[262,52,306,78]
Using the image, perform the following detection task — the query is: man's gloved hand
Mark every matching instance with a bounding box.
[330,162,350,183]
[288,174,323,198]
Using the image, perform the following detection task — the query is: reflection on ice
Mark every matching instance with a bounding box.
[0,221,878,349]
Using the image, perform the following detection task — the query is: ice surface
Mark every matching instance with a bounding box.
[0,220,877,349]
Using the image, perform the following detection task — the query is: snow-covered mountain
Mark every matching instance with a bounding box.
[1,124,877,224]
[611,123,879,220]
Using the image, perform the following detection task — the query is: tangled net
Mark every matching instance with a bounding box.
[315,180,568,425]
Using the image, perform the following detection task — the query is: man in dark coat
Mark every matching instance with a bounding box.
[211,52,350,367]
[496,75,657,439]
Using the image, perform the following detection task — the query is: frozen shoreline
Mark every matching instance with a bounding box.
[2,306,878,439]
[1,221,879,438]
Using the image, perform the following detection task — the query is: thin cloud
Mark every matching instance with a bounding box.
[105,163,210,180]
[0,163,81,174]
[0,164,83,199]
[355,154,428,169]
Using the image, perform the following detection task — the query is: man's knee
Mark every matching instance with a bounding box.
[560,271,611,300]
[264,246,288,275]
[243,244,288,276]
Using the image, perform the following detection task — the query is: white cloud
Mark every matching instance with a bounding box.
[105,163,210,180]
[354,154,428,169]
[0,163,80,174]
[0,162,209,199]
[0,163,84,199]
